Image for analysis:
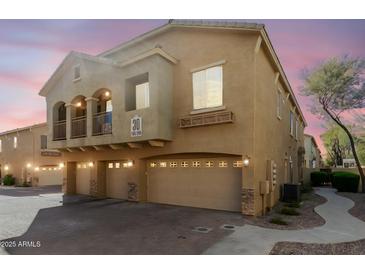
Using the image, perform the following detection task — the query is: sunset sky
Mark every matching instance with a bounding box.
[0,19,364,155]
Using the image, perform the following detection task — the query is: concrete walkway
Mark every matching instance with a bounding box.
[0,190,62,255]
[205,188,365,254]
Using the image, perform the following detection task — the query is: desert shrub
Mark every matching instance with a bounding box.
[310,171,328,186]
[332,172,360,193]
[280,207,300,216]
[270,217,288,225]
[285,202,301,208]
[3,174,15,186]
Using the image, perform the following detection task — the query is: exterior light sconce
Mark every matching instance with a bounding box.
[34,167,40,172]
[88,161,94,168]
[123,160,134,168]
[75,102,82,107]
[4,165,9,171]
[243,156,250,167]
[59,163,65,169]
[26,163,32,168]
[105,91,110,97]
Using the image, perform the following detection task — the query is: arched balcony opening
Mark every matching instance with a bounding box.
[53,102,67,140]
[71,96,87,138]
[92,89,112,136]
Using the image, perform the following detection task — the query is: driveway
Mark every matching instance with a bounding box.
[2,194,245,255]
[0,186,63,255]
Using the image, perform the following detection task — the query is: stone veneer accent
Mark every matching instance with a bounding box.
[242,188,255,215]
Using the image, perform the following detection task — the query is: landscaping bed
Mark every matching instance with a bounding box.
[338,192,365,222]
[270,239,365,255]
[243,191,326,230]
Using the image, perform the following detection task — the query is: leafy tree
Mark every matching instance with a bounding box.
[301,56,365,192]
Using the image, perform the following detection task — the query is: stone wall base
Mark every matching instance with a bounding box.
[242,188,255,216]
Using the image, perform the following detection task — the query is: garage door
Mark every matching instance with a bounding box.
[38,167,63,186]
[76,162,91,195]
[106,162,129,199]
[147,157,242,212]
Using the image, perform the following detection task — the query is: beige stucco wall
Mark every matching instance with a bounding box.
[41,26,306,216]
[0,124,63,185]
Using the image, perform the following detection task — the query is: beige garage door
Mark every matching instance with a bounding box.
[76,163,91,195]
[106,162,129,199]
[38,167,63,186]
[147,157,242,212]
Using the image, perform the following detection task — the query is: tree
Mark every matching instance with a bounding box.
[301,56,365,192]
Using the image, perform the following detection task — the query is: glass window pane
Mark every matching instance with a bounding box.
[136,82,150,109]
[193,66,222,109]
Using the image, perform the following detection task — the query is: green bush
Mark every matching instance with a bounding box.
[270,217,288,225]
[3,174,15,186]
[332,172,360,193]
[280,207,300,216]
[310,171,328,186]
[285,202,301,208]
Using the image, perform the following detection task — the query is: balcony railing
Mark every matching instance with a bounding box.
[179,111,234,128]
[53,120,66,140]
[71,116,87,138]
[93,111,112,136]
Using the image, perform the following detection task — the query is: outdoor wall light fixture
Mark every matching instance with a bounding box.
[26,163,32,168]
[88,161,94,167]
[75,102,82,107]
[59,163,65,169]
[4,165,9,171]
[34,167,40,172]
[243,156,250,167]
[123,160,134,168]
[105,91,110,97]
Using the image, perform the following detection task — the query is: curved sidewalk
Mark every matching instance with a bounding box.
[204,188,365,254]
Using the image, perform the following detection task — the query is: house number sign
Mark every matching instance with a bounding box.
[131,115,142,137]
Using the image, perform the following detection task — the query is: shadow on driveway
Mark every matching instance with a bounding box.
[5,200,246,255]
[0,185,62,197]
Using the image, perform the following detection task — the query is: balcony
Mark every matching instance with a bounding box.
[53,120,66,140]
[71,116,87,138]
[179,111,234,128]
[93,111,112,136]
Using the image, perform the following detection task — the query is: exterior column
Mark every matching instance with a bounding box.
[85,97,98,137]
[65,103,72,139]
[241,156,256,216]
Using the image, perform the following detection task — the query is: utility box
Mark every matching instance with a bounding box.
[282,183,300,202]
[260,180,270,195]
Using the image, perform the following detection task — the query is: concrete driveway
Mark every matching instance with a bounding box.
[2,192,245,255]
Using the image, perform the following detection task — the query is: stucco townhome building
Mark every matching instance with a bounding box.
[0,123,63,186]
[39,20,306,216]
[304,134,322,168]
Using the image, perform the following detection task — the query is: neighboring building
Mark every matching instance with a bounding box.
[0,123,63,186]
[341,158,356,168]
[39,20,306,216]
[304,134,322,168]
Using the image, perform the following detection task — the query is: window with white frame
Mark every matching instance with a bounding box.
[289,111,294,136]
[233,161,243,168]
[192,65,223,110]
[277,90,283,119]
[136,82,150,110]
[13,136,18,149]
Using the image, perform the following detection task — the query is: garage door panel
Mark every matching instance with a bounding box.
[76,164,91,195]
[147,158,242,212]
[38,168,63,186]
[106,164,129,199]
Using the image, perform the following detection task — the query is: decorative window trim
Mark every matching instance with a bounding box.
[233,161,243,168]
[190,60,226,73]
[170,162,178,168]
[181,161,189,168]
[159,162,167,168]
[205,161,214,168]
[192,161,201,168]
[219,161,228,168]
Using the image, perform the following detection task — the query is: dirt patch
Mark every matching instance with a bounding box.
[270,239,365,255]
[338,192,365,222]
[243,192,326,230]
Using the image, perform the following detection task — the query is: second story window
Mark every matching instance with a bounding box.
[136,82,150,110]
[192,65,223,110]
[0,139,2,152]
[40,135,47,150]
[13,136,18,149]
[125,73,150,111]
[73,65,81,81]
[289,111,294,136]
